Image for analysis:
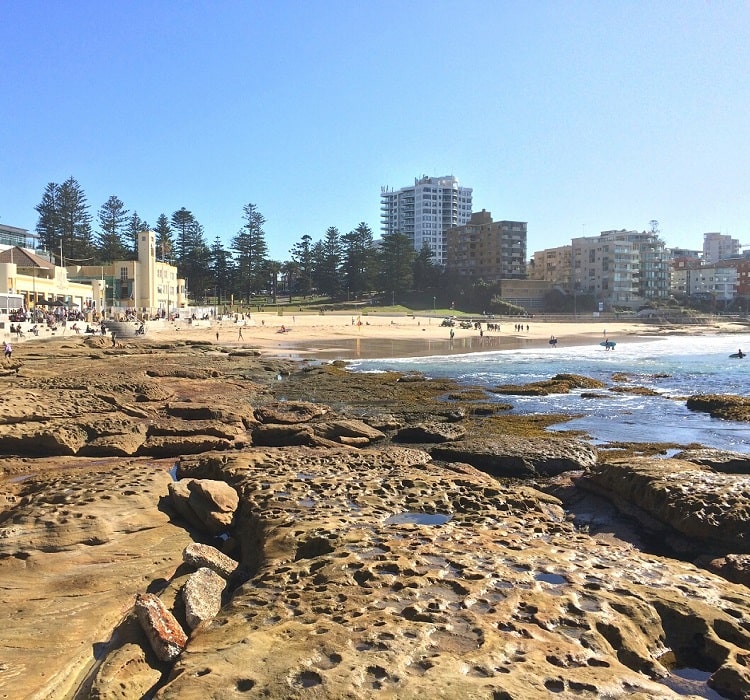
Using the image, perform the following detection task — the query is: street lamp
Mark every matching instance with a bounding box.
[433,296,436,311]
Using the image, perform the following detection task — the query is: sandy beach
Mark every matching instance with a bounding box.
[13,311,745,360]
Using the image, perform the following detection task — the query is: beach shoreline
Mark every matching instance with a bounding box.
[8,312,749,361]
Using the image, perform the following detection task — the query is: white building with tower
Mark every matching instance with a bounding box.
[380,175,472,265]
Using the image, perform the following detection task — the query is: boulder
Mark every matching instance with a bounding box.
[430,435,598,477]
[133,593,188,663]
[182,567,226,630]
[183,542,239,579]
[187,479,239,534]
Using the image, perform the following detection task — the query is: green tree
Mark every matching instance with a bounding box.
[290,234,313,296]
[154,213,174,261]
[280,259,299,301]
[96,195,129,262]
[183,224,212,302]
[231,203,268,301]
[55,177,95,262]
[412,243,439,291]
[317,226,342,297]
[210,236,234,305]
[126,212,149,258]
[341,222,377,298]
[171,208,196,262]
[379,231,415,303]
[34,182,61,252]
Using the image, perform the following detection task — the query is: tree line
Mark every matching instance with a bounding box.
[32,176,452,306]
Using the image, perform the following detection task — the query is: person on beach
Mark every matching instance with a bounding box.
[111,331,117,347]
[449,328,455,341]
[738,349,745,359]
[237,325,244,340]
[4,341,11,359]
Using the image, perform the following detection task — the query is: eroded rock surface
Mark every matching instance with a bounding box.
[154,448,750,700]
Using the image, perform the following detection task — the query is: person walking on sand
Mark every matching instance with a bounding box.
[4,341,11,360]
[237,325,244,341]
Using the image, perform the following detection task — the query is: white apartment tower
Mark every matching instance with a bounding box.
[380,175,473,265]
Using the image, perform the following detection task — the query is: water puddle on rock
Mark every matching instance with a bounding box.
[384,512,452,526]
[659,667,726,699]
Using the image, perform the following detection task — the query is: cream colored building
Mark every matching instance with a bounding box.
[0,229,186,318]
[530,245,572,284]
[73,230,186,317]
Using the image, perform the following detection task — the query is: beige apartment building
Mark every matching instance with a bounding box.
[446,210,527,282]
[529,245,572,285]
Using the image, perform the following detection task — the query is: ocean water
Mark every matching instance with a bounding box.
[349,334,750,454]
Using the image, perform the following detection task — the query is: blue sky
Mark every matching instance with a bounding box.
[2,1,749,260]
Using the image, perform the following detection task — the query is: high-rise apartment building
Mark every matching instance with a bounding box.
[571,229,670,306]
[380,175,472,266]
[703,232,740,263]
[446,210,526,282]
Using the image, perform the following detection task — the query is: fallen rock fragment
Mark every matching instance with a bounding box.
[183,542,239,579]
[187,479,239,534]
[183,567,226,630]
[133,593,187,663]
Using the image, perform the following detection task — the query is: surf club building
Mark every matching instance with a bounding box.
[0,225,186,321]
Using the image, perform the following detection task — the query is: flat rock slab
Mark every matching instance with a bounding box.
[430,435,598,477]
[0,457,193,700]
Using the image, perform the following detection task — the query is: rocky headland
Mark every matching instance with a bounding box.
[1,337,750,699]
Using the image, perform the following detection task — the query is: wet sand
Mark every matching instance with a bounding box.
[11,312,748,361]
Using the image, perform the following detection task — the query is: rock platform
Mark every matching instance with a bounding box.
[0,337,749,699]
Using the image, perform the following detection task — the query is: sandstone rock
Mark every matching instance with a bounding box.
[134,593,188,663]
[0,421,89,456]
[0,458,193,700]
[182,567,226,630]
[183,542,239,579]
[686,393,750,421]
[393,421,466,443]
[86,614,163,700]
[676,447,750,474]
[187,479,239,534]
[705,553,750,587]
[580,458,750,552]
[77,415,149,456]
[253,400,328,424]
[492,373,607,396]
[430,435,598,477]
[164,400,252,425]
[168,479,206,532]
[139,434,239,456]
[251,423,316,446]
[312,418,386,443]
